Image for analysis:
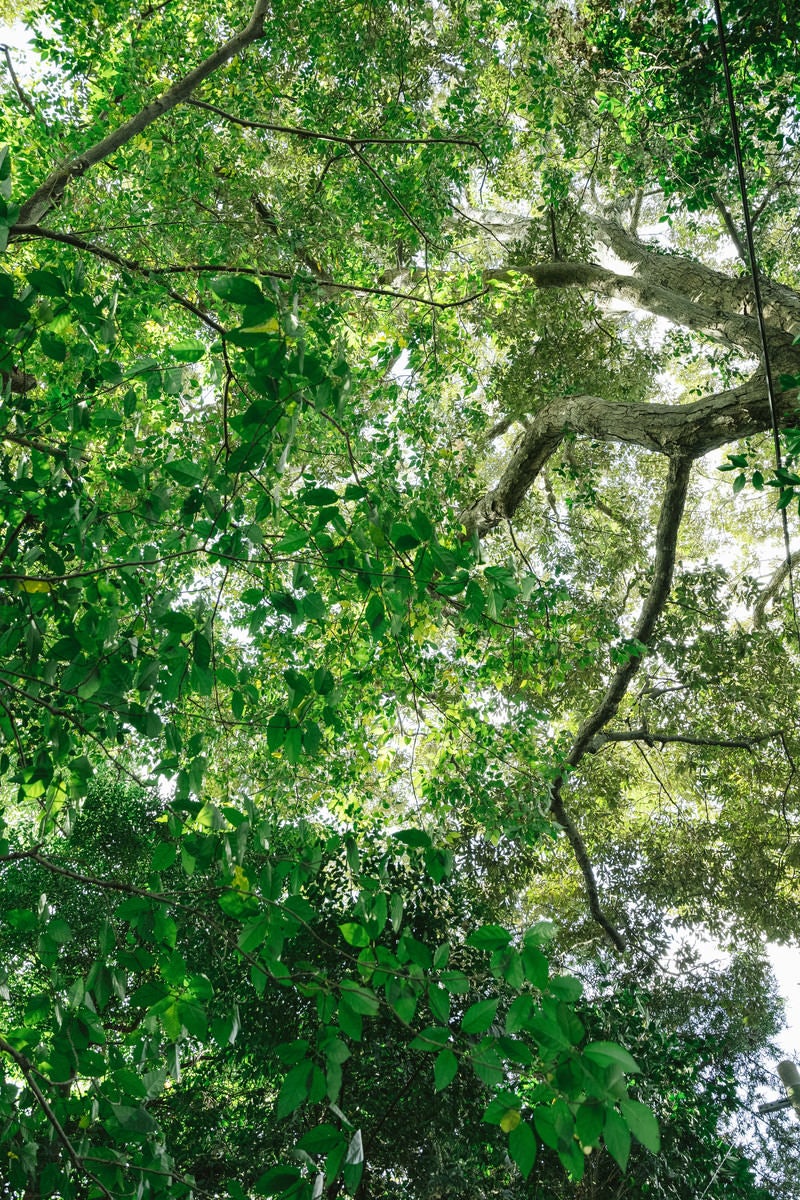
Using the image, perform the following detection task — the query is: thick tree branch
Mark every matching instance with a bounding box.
[496,260,764,349]
[588,728,779,751]
[385,258,768,348]
[592,215,800,334]
[546,456,693,952]
[462,376,799,537]
[12,0,269,228]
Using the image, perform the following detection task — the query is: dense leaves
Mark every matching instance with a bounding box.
[1,0,799,1196]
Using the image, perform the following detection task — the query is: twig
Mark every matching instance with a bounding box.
[186,97,487,158]
[0,1037,114,1200]
[0,44,40,123]
[12,225,224,331]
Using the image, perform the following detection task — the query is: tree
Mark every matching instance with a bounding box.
[0,0,798,1195]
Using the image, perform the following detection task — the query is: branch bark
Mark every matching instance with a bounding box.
[11,0,269,228]
[491,260,766,350]
[592,215,800,335]
[588,728,779,751]
[462,376,799,537]
[753,549,800,627]
[546,456,693,952]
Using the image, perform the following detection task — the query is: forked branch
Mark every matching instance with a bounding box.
[462,377,799,537]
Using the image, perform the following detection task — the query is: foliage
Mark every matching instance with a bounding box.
[0,0,799,1196]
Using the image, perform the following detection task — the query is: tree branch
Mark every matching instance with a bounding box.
[546,456,693,951]
[14,225,493,311]
[753,549,800,627]
[570,456,692,762]
[186,97,487,155]
[588,728,779,752]
[13,225,224,332]
[1,43,40,123]
[462,376,799,537]
[592,214,800,334]
[712,191,748,263]
[493,260,764,349]
[0,1037,114,1200]
[390,256,768,348]
[12,0,269,228]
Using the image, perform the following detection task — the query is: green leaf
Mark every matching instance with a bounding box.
[296,1123,345,1155]
[434,1048,458,1091]
[171,337,206,362]
[576,1101,605,1148]
[471,1042,503,1087]
[508,1119,537,1178]
[460,998,499,1034]
[465,924,511,951]
[45,918,72,945]
[548,974,583,1001]
[238,915,271,954]
[110,1103,159,1134]
[438,973,468,1001]
[619,1098,660,1153]
[254,1165,302,1196]
[521,945,548,988]
[150,843,177,872]
[604,1107,631,1172]
[583,1041,641,1075]
[165,458,205,486]
[410,1026,450,1052]
[211,275,265,305]
[339,922,370,947]
[392,828,432,848]
[339,982,379,1015]
[40,330,67,361]
[28,270,66,297]
[276,1061,313,1118]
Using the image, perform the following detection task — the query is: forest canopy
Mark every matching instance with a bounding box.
[0,0,799,1196]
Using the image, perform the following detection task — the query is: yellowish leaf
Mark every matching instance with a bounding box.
[18,578,51,593]
[241,318,280,334]
[231,865,250,893]
[500,1108,522,1132]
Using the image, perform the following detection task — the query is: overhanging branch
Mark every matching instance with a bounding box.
[12,0,269,228]
[463,376,799,537]
[588,728,780,752]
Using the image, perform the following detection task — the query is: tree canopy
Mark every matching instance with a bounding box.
[0,0,799,1196]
